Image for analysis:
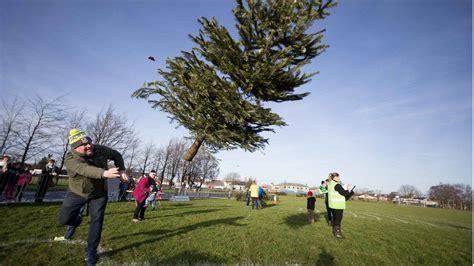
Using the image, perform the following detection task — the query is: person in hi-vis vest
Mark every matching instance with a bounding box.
[328,172,354,238]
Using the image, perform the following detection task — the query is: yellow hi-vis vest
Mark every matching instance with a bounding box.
[328,180,346,209]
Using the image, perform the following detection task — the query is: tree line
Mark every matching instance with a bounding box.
[0,95,219,188]
[397,184,472,211]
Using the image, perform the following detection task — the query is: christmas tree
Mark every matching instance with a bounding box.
[133,0,336,161]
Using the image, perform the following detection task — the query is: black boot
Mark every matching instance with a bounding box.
[334,226,342,238]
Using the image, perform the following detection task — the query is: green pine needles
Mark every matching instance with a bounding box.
[132,0,337,161]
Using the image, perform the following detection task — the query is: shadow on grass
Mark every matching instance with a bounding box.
[284,212,321,228]
[316,248,334,265]
[448,224,472,231]
[109,228,172,240]
[150,208,223,219]
[102,216,246,257]
[158,250,228,264]
[260,203,277,208]
[322,212,332,225]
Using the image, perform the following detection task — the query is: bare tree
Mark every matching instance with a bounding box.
[158,144,172,188]
[55,109,87,173]
[223,172,241,182]
[86,105,137,153]
[398,184,421,198]
[15,95,66,167]
[150,148,164,173]
[0,97,24,154]
[124,136,141,172]
[139,141,155,175]
[165,138,187,188]
[429,183,472,210]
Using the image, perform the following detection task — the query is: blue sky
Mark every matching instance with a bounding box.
[1,0,471,193]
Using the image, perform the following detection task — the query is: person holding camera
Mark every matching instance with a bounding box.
[328,172,354,238]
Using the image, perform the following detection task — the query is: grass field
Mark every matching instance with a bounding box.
[0,196,472,265]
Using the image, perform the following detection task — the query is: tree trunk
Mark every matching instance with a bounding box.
[183,138,204,161]
[59,140,69,171]
[0,124,12,154]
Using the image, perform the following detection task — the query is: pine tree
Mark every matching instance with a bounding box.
[132,0,336,161]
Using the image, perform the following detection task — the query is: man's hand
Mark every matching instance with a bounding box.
[103,168,121,178]
[120,170,129,182]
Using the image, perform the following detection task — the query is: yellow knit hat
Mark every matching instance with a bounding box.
[69,128,92,149]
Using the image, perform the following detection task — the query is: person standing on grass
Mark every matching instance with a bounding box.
[35,159,60,202]
[249,181,259,209]
[0,154,12,194]
[3,162,20,201]
[55,128,128,266]
[245,188,251,207]
[132,173,153,222]
[15,165,32,201]
[258,185,267,208]
[320,179,332,225]
[144,170,159,210]
[328,172,354,238]
[307,191,316,224]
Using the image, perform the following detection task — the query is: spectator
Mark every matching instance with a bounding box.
[328,172,354,238]
[35,159,60,202]
[258,186,267,208]
[3,162,20,201]
[0,154,12,194]
[307,191,316,224]
[249,181,259,210]
[320,179,332,225]
[15,166,32,202]
[144,170,159,210]
[132,174,153,222]
[245,188,250,207]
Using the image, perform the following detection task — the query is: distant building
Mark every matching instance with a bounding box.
[275,182,309,193]
[230,181,246,191]
[207,180,226,190]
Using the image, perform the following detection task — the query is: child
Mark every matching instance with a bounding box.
[307,191,316,224]
[15,166,32,201]
[320,179,332,225]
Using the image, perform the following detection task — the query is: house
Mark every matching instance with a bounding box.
[275,182,310,193]
[207,180,226,190]
[230,181,246,191]
[356,194,377,201]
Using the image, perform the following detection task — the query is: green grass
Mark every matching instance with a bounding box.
[0,196,471,265]
[23,176,69,192]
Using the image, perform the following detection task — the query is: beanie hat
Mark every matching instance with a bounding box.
[308,191,313,197]
[69,128,92,149]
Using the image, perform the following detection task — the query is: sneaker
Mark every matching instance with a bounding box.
[64,225,76,239]
[54,236,67,241]
[84,253,99,265]
[132,218,140,223]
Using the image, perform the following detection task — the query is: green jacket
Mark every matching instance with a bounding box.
[65,144,125,199]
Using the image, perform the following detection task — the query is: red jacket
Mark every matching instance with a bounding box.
[17,172,32,186]
[132,176,151,203]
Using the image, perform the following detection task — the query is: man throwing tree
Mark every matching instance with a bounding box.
[55,129,128,265]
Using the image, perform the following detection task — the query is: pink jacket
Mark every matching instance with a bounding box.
[17,172,32,186]
[132,176,151,203]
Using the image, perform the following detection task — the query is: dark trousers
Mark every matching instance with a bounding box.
[0,174,8,194]
[333,209,344,227]
[251,197,259,209]
[59,191,107,254]
[35,175,52,202]
[15,184,27,201]
[134,200,147,219]
[325,200,333,223]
